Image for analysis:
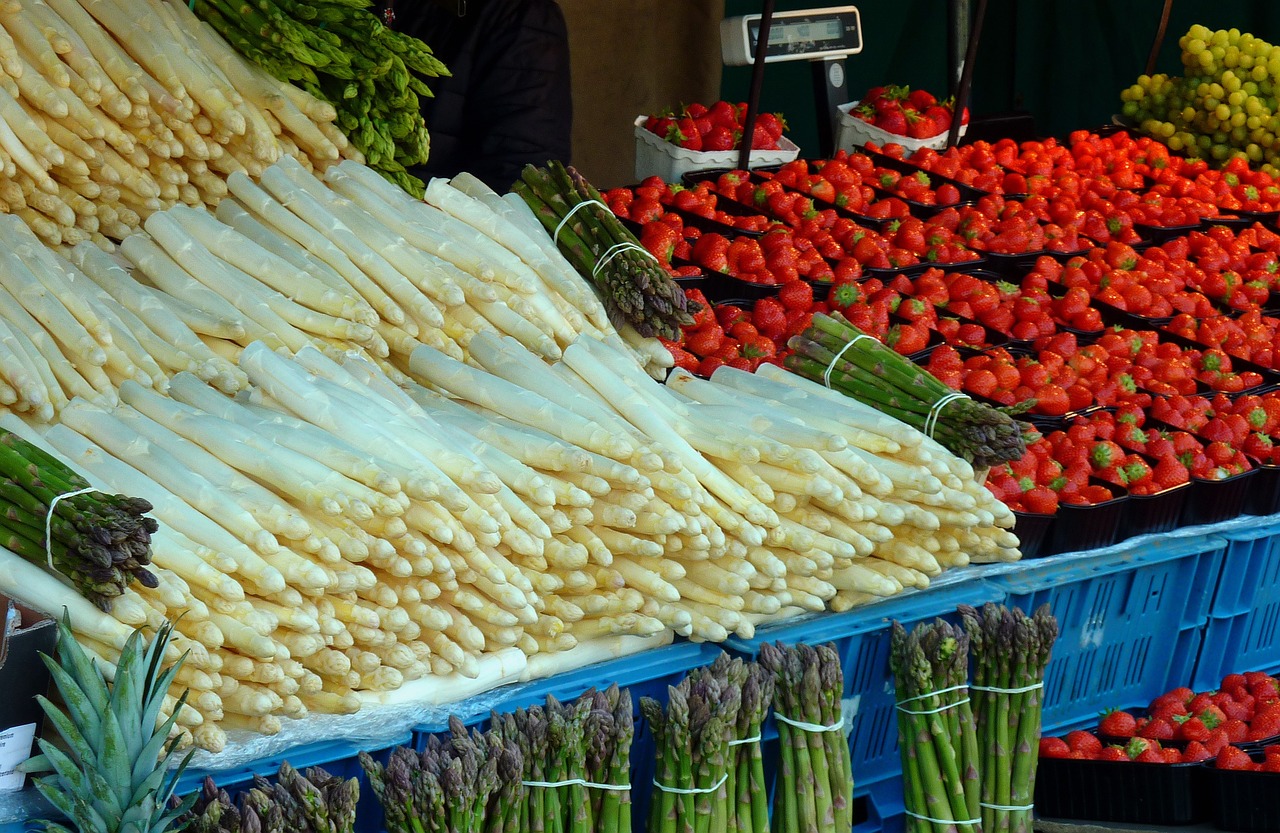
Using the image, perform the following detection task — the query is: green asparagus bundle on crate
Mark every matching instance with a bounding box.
[515,161,700,341]
[643,656,744,833]
[786,312,1029,468]
[732,661,774,833]
[960,604,1058,833]
[760,643,854,833]
[890,620,983,833]
[0,429,158,610]
[494,686,635,833]
[182,763,359,833]
[362,716,521,833]
[188,0,449,195]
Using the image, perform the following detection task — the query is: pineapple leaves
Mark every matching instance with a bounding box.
[30,696,96,775]
[51,616,109,717]
[39,659,104,753]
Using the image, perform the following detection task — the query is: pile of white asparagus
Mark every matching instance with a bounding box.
[0,154,1019,751]
[0,0,353,248]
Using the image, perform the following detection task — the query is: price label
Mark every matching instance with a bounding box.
[0,723,37,792]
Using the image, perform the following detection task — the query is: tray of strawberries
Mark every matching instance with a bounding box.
[1036,729,1212,824]
[1210,745,1280,833]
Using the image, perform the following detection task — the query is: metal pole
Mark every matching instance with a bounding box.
[947,0,971,98]
[736,0,776,171]
[948,0,987,149]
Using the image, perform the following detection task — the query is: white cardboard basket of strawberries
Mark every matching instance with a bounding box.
[836,85,969,156]
[634,101,800,183]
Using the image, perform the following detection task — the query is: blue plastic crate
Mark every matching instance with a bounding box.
[990,534,1227,735]
[1189,519,1280,690]
[723,578,1003,796]
[412,639,721,831]
[175,733,411,833]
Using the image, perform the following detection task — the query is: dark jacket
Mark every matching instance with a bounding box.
[391,0,573,192]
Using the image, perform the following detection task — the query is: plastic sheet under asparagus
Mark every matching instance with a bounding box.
[0,0,355,248]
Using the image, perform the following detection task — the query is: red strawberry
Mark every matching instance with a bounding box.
[1065,730,1103,755]
[696,356,726,377]
[778,280,815,312]
[1206,728,1231,754]
[1135,748,1167,764]
[1182,741,1214,763]
[1099,709,1138,737]
[1039,737,1071,759]
[752,298,788,340]
[1098,746,1130,762]
[1223,718,1250,742]
[1161,747,1183,763]
[1125,737,1158,759]
[702,126,736,152]
[667,117,702,151]
[666,344,699,374]
[1217,746,1255,771]
[685,326,725,358]
[1140,717,1177,740]
[1175,715,1211,742]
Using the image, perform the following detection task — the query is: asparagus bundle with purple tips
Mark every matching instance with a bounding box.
[786,312,1029,468]
[760,642,853,833]
[643,655,744,833]
[181,763,359,833]
[959,604,1058,833]
[732,660,774,833]
[361,716,519,833]
[515,161,700,341]
[0,429,158,610]
[890,620,983,833]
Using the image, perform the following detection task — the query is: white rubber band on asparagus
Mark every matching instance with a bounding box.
[924,392,970,439]
[553,198,608,242]
[45,487,95,572]
[969,682,1044,694]
[652,773,729,795]
[774,713,845,733]
[823,334,876,388]
[593,241,657,277]
[980,802,1035,811]
[728,734,762,746]
[522,778,629,791]
[906,811,982,826]
[895,684,970,715]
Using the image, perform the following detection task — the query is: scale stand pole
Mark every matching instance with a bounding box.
[736,0,776,171]
[812,57,848,159]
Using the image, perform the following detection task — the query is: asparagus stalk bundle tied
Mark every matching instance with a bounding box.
[786,313,1030,468]
[362,716,520,833]
[180,763,359,833]
[642,655,745,833]
[889,620,983,833]
[515,161,700,341]
[731,660,774,833]
[188,0,449,194]
[493,685,634,833]
[959,604,1058,833]
[760,642,853,833]
[0,429,158,610]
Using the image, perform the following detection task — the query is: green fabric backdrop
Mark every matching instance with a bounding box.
[721,1,1280,155]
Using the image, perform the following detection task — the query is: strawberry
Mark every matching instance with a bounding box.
[752,298,788,340]
[756,112,787,141]
[1161,747,1183,763]
[778,280,815,312]
[696,356,726,377]
[1098,746,1130,762]
[1039,737,1071,759]
[667,117,702,151]
[707,100,739,130]
[874,109,908,136]
[1206,728,1231,754]
[1125,737,1158,759]
[740,335,777,360]
[1065,730,1103,755]
[1217,745,1255,770]
[702,126,736,152]
[685,326,725,358]
[1139,717,1177,740]
[1098,709,1138,737]
[828,280,862,310]
[1182,741,1213,763]
[1175,715,1211,742]
[1223,718,1250,742]
[1135,748,1167,764]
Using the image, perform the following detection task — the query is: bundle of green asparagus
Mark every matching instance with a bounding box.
[889,620,983,833]
[759,643,853,833]
[182,763,359,833]
[642,656,744,833]
[786,313,1029,468]
[361,717,520,833]
[494,686,635,833]
[515,161,700,341]
[731,660,773,833]
[959,604,1058,833]
[189,0,449,194]
[0,430,158,611]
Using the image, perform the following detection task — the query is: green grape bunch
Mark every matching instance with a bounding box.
[1120,24,1280,175]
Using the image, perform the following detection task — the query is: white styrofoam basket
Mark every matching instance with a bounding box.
[634,115,800,183]
[835,101,968,157]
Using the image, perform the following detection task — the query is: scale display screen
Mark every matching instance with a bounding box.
[721,6,863,65]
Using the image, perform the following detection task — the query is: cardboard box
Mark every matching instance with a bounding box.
[0,597,54,792]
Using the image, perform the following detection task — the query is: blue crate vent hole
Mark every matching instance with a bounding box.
[991,536,1227,734]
